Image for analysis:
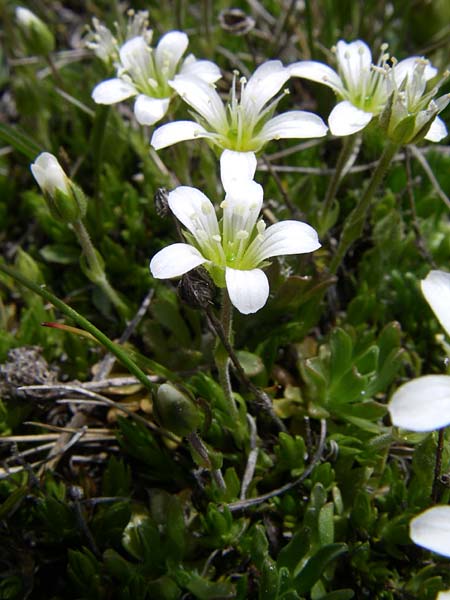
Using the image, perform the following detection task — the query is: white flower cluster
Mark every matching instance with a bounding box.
[85,29,449,316]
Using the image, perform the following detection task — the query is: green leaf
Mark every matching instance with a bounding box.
[293,543,347,594]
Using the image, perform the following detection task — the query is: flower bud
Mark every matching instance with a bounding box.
[30,153,87,223]
[16,7,55,56]
[154,383,201,437]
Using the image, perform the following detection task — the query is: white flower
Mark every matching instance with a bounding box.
[410,506,450,557]
[92,32,221,126]
[386,58,449,144]
[85,10,152,65]
[289,40,445,140]
[30,152,86,223]
[421,270,450,338]
[437,592,450,600]
[388,270,450,431]
[31,152,70,196]
[149,150,321,314]
[151,61,328,152]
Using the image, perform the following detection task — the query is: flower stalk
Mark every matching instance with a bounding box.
[432,427,446,503]
[329,140,400,274]
[71,219,129,318]
[214,289,239,423]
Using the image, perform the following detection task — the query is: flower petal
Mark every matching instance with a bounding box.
[424,116,448,142]
[335,40,372,89]
[155,30,188,78]
[256,110,328,143]
[31,152,69,195]
[254,220,321,261]
[410,506,450,557]
[169,75,227,128]
[151,121,209,150]
[388,375,450,431]
[394,56,438,86]
[241,60,290,116]
[119,36,150,77]
[150,243,206,279]
[225,267,269,314]
[421,270,450,337]
[92,78,137,104]
[168,186,219,238]
[328,100,373,136]
[222,180,264,248]
[134,95,170,125]
[180,54,222,83]
[220,150,257,191]
[288,60,343,91]
[437,592,450,600]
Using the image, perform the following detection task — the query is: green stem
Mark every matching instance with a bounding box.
[432,427,445,503]
[329,141,400,274]
[215,290,239,422]
[320,134,359,236]
[0,262,153,392]
[71,219,128,318]
[187,432,226,492]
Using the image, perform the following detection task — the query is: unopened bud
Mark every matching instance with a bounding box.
[16,7,55,56]
[31,152,86,223]
[154,383,201,437]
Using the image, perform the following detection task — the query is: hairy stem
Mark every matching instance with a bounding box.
[215,290,239,422]
[432,427,445,503]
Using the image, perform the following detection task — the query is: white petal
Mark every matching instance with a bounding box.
[150,243,206,279]
[424,116,448,142]
[222,180,264,246]
[328,100,373,136]
[257,111,328,142]
[92,78,137,104]
[155,30,188,78]
[169,75,227,128]
[421,270,450,337]
[134,95,170,125]
[119,36,149,75]
[256,221,321,261]
[168,186,219,238]
[180,55,222,83]
[220,150,257,191]
[437,592,450,600]
[288,61,343,91]
[388,375,450,431]
[241,60,290,116]
[394,56,438,86]
[150,121,209,150]
[31,152,69,195]
[410,506,450,557]
[225,267,269,314]
[335,40,372,87]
